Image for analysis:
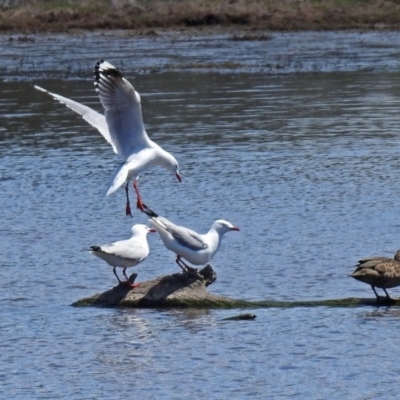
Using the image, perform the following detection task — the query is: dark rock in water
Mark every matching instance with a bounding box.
[127,272,138,285]
[72,263,400,309]
[72,265,253,308]
[223,313,257,321]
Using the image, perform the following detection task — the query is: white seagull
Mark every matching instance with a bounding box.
[89,224,156,288]
[35,60,182,216]
[142,204,239,272]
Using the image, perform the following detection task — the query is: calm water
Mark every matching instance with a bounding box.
[2,32,400,398]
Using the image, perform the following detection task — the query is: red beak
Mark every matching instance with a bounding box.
[231,227,240,231]
[176,173,182,183]
[149,228,157,233]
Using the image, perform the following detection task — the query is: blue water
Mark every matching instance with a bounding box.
[2,32,400,398]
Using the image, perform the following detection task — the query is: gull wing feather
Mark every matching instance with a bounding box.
[98,240,146,262]
[105,160,130,196]
[152,217,208,251]
[94,61,149,161]
[34,85,118,155]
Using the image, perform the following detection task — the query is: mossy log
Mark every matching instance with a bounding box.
[72,265,400,308]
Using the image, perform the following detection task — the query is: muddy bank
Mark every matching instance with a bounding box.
[1,0,400,33]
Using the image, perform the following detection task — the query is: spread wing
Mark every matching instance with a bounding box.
[34,85,118,155]
[94,61,149,161]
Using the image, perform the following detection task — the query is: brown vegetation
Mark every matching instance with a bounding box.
[1,0,400,33]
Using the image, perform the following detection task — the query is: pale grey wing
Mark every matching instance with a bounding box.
[100,240,147,262]
[34,85,118,155]
[94,61,149,160]
[156,217,208,251]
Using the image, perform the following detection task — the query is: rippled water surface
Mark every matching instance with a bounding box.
[2,32,400,398]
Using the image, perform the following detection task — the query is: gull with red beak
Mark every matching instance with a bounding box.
[35,60,182,216]
[89,224,156,288]
[142,204,239,272]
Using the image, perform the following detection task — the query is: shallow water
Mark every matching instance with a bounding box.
[2,32,400,398]
[3,30,400,80]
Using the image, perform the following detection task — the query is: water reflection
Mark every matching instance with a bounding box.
[359,307,400,321]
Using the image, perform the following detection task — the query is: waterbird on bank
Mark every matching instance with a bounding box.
[34,60,182,217]
[350,250,400,301]
[141,203,239,272]
[89,224,156,288]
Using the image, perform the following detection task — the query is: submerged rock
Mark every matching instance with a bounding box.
[223,313,257,321]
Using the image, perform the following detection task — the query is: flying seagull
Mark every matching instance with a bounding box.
[35,60,182,216]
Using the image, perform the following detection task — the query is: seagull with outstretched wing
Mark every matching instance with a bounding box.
[35,60,182,216]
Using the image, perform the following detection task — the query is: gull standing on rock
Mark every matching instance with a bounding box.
[350,250,400,301]
[142,204,239,272]
[89,224,156,288]
[35,60,182,216]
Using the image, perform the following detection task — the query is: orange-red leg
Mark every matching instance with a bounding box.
[133,179,145,212]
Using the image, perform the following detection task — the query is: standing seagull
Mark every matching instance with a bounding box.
[350,250,400,301]
[142,204,239,272]
[89,224,155,288]
[35,60,182,216]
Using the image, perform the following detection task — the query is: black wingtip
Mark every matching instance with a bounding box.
[141,203,158,218]
[94,60,124,83]
[93,60,104,82]
[90,246,101,252]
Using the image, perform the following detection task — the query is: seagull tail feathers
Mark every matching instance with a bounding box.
[141,203,158,218]
[105,161,129,196]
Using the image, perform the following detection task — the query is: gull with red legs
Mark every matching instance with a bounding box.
[35,60,182,216]
[142,204,239,273]
[89,224,155,288]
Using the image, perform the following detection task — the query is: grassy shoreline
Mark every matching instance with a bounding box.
[1,0,400,34]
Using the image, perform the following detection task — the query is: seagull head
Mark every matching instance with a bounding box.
[131,224,157,236]
[161,151,182,183]
[213,220,240,235]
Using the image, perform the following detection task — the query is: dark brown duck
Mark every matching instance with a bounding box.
[350,250,400,301]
